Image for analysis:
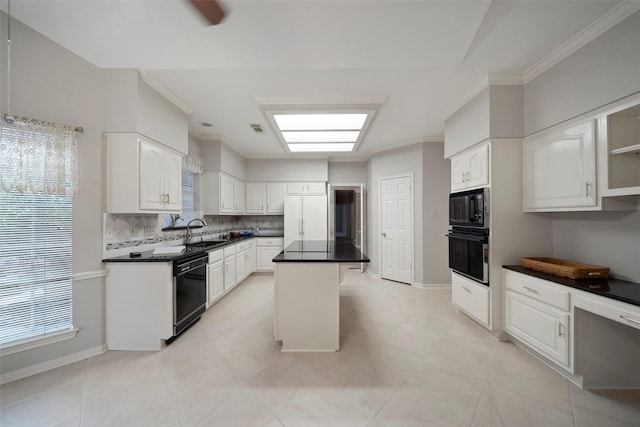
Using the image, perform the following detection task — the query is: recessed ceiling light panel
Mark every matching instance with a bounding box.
[274,113,367,131]
[282,131,360,143]
[288,143,355,152]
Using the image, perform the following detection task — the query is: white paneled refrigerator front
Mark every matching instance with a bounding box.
[284,195,328,247]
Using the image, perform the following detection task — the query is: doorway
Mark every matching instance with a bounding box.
[379,174,413,284]
[328,184,365,271]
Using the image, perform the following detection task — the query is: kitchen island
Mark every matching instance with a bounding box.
[273,240,370,352]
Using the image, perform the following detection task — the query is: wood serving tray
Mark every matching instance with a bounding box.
[521,257,610,279]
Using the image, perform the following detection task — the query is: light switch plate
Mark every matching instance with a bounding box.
[144,226,154,236]
[129,227,139,237]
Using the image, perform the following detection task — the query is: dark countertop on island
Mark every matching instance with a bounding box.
[273,240,370,263]
[503,265,640,307]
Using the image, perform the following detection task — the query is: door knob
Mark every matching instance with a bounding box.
[381,232,386,237]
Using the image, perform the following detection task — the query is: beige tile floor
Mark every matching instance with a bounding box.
[2,270,640,427]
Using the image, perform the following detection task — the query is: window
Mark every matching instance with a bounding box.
[0,116,77,348]
[180,168,201,223]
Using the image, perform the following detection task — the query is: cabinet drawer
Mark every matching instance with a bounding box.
[223,245,236,257]
[573,292,640,332]
[246,239,256,249]
[208,249,223,263]
[505,270,570,311]
[452,273,490,326]
[257,237,284,247]
[235,242,246,252]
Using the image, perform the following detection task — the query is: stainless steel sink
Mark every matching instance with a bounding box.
[186,240,227,250]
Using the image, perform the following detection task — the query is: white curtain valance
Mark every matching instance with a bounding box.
[1,114,79,196]
[183,151,204,175]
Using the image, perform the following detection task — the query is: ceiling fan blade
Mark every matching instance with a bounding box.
[189,0,225,25]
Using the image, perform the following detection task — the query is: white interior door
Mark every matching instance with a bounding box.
[328,184,335,241]
[380,175,413,284]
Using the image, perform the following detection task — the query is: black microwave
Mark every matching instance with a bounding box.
[449,187,489,228]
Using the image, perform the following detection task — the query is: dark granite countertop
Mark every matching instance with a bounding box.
[503,265,640,307]
[103,235,256,263]
[273,240,370,263]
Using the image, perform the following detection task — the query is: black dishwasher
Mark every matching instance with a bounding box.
[171,253,207,341]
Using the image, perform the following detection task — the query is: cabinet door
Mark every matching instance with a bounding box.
[286,183,307,195]
[236,250,246,283]
[163,150,182,211]
[139,140,165,210]
[234,180,246,214]
[247,245,257,274]
[505,289,570,368]
[267,183,286,214]
[307,182,326,194]
[257,247,280,272]
[524,120,596,210]
[224,256,236,292]
[466,144,489,188]
[450,155,468,192]
[220,174,235,214]
[246,183,266,214]
[207,261,224,306]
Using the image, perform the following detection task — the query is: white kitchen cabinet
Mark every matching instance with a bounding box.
[203,172,245,215]
[284,195,328,247]
[286,182,327,195]
[451,272,490,327]
[223,245,236,292]
[257,237,284,272]
[524,119,597,211]
[234,180,246,214]
[106,134,182,213]
[246,183,266,214]
[599,94,640,197]
[450,143,489,192]
[235,242,247,282]
[246,239,257,274]
[207,250,224,307]
[267,183,286,214]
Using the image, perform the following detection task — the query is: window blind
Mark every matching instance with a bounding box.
[0,118,75,346]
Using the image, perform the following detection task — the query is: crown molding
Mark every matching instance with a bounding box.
[138,69,194,115]
[523,1,640,83]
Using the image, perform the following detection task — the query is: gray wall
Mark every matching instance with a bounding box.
[245,158,328,182]
[422,142,451,284]
[1,12,105,376]
[444,88,490,158]
[328,161,367,184]
[523,10,640,282]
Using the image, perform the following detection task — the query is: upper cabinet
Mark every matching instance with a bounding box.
[524,119,596,211]
[286,182,327,195]
[267,183,286,214]
[106,133,182,214]
[246,183,266,214]
[203,172,245,215]
[451,143,490,192]
[599,94,640,197]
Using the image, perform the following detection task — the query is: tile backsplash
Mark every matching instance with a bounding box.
[103,213,283,258]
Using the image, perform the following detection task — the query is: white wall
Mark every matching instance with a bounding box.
[422,142,451,284]
[523,10,640,282]
[245,158,328,182]
[220,142,247,180]
[328,161,367,184]
[1,12,105,376]
[444,88,490,158]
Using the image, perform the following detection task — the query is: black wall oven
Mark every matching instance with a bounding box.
[447,228,489,285]
[171,253,207,341]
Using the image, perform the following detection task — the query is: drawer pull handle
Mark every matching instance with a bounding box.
[523,286,539,294]
[620,315,640,325]
[462,286,471,293]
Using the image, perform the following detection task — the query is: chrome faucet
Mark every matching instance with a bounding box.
[185,218,207,245]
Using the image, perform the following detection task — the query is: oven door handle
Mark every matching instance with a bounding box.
[447,233,488,242]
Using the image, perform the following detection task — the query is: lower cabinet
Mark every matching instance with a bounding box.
[207,250,224,307]
[256,238,284,272]
[223,246,237,292]
[504,270,571,370]
[236,242,247,283]
[246,240,257,274]
[451,272,490,326]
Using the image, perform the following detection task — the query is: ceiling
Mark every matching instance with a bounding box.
[4,0,639,160]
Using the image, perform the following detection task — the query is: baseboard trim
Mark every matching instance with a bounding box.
[412,282,452,289]
[73,269,107,281]
[1,344,106,385]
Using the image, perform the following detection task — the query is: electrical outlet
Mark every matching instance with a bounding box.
[105,227,114,239]
[129,227,139,237]
[144,226,155,236]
